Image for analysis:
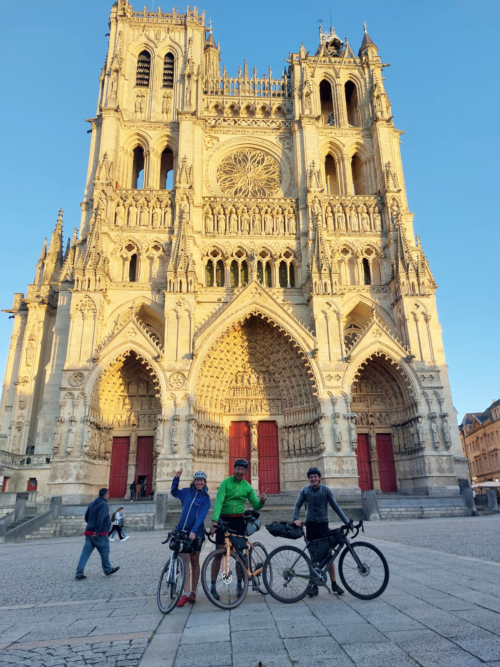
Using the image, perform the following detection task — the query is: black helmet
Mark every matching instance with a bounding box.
[307,467,321,478]
[234,458,249,469]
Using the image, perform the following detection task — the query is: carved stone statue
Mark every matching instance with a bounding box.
[361,209,370,232]
[153,206,161,229]
[286,207,296,235]
[205,211,214,234]
[264,209,273,234]
[368,425,377,452]
[442,415,452,449]
[237,208,248,234]
[189,421,197,455]
[162,90,172,115]
[327,112,335,125]
[431,420,440,449]
[110,71,118,95]
[311,198,323,226]
[171,424,178,454]
[253,208,262,235]
[128,203,137,226]
[229,208,238,234]
[115,203,125,227]
[326,207,334,231]
[373,209,382,232]
[275,209,285,235]
[349,207,359,232]
[217,211,225,234]
[250,421,258,452]
[139,206,149,226]
[417,416,426,449]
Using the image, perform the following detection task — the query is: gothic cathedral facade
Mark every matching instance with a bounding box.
[0,1,467,502]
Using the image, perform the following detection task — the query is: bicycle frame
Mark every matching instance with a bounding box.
[221,531,263,579]
[286,523,367,585]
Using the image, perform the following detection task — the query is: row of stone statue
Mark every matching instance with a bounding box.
[189,422,226,459]
[114,200,173,229]
[312,198,384,234]
[281,421,325,459]
[392,413,452,456]
[204,204,297,236]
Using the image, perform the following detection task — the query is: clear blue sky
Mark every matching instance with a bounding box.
[0,0,498,421]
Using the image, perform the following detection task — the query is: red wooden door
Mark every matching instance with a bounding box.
[376,434,397,492]
[109,437,130,498]
[136,436,154,495]
[258,421,280,494]
[229,422,250,475]
[27,479,38,492]
[356,434,373,491]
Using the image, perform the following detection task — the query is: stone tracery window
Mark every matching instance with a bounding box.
[344,323,362,352]
[216,149,281,197]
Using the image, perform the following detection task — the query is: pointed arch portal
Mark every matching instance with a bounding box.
[194,314,321,491]
[351,353,417,492]
[90,351,161,497]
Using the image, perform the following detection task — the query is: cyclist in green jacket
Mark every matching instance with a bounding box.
[209,458,267,599]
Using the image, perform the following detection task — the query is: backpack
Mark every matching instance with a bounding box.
[111,511,117,524]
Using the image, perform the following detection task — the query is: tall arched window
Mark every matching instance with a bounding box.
[345,81,360,126]
[132,147,145,189]
[325,155,339,195]
[257,260,264,283]
[163,53,174,88]
[205,260,214,287]
[362,258,371,285]
[240,261,248,286]
[351,154,366,195]
[289,263,296,288]
[348,256,357,285]
[319,79,334,125]
[129,254,138,282]
[136,51,151,87]
[230,260,239,288]
[265,262,272,287]
[279,261,288,288]
[160,148,174,189]
[215,259,225,287]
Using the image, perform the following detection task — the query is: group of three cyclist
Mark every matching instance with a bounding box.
[171,458,351,606]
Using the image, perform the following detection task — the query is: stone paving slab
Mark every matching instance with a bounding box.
[2,516,500,665]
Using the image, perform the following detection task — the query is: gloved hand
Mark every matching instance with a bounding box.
[347,519,354,532]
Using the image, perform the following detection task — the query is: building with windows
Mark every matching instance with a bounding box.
[0,2,467,502]
[460,400,500,486]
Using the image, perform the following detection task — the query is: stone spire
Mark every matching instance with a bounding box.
[34,237,47,285]
[358,22,378,56]
[43,208,64,284]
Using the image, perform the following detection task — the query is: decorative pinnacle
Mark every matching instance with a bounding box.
[364,21,368,33]
[208,18,213,33]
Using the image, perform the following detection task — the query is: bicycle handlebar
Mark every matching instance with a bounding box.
[297,519,364,539]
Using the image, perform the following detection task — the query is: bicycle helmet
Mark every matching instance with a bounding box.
[307,467,321,478]
[234,458,249,469]
[193,470,207,480]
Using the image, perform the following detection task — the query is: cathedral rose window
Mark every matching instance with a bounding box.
[216,149,281,198]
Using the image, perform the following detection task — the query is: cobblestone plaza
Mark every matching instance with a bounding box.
[1,516,500,666]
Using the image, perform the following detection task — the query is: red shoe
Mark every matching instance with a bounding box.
[188,592,196,604]
[176,594,190,607]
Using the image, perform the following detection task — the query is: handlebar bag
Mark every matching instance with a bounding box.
[245,518,261,537]
[266,521,302,540]
[169,532,195,554]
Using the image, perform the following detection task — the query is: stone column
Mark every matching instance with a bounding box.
[126,425,138,497]
[250,420,259,491]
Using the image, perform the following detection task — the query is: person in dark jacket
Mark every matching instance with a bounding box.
[129,481,136,501]
[293,467,352,595]
[75,488,120,580]
[171,468,210,606]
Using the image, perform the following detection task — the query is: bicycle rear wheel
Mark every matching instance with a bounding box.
[157,554,186,614]
[249,541,270,594]
[338,541,389,600]
[263,545,313,603]
[201,547,249,610]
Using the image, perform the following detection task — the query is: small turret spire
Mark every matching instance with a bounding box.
[359,22,377,56]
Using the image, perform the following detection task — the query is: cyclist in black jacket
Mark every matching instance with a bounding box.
[293,467,352,595]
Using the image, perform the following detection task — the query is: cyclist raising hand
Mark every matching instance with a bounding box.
[293,467,352,595]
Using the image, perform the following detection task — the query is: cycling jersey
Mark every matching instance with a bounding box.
[212,476,264,522]
[293,483,349,525]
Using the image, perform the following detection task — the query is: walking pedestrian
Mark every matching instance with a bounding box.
[136,481,142,500]
[108,507,129,541]
[130,481,136,501]
[75,488,120,580]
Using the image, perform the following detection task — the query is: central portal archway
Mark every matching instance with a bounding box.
[195,314,321,491]
[352,353,417,493]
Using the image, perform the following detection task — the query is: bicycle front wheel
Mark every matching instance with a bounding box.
[263,545,313,603]
[338,541,389,600]
[201,548,249,610]
[249,541,270,595]
[157,554,186,614]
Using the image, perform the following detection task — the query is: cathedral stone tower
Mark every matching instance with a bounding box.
[0,4,467,503]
